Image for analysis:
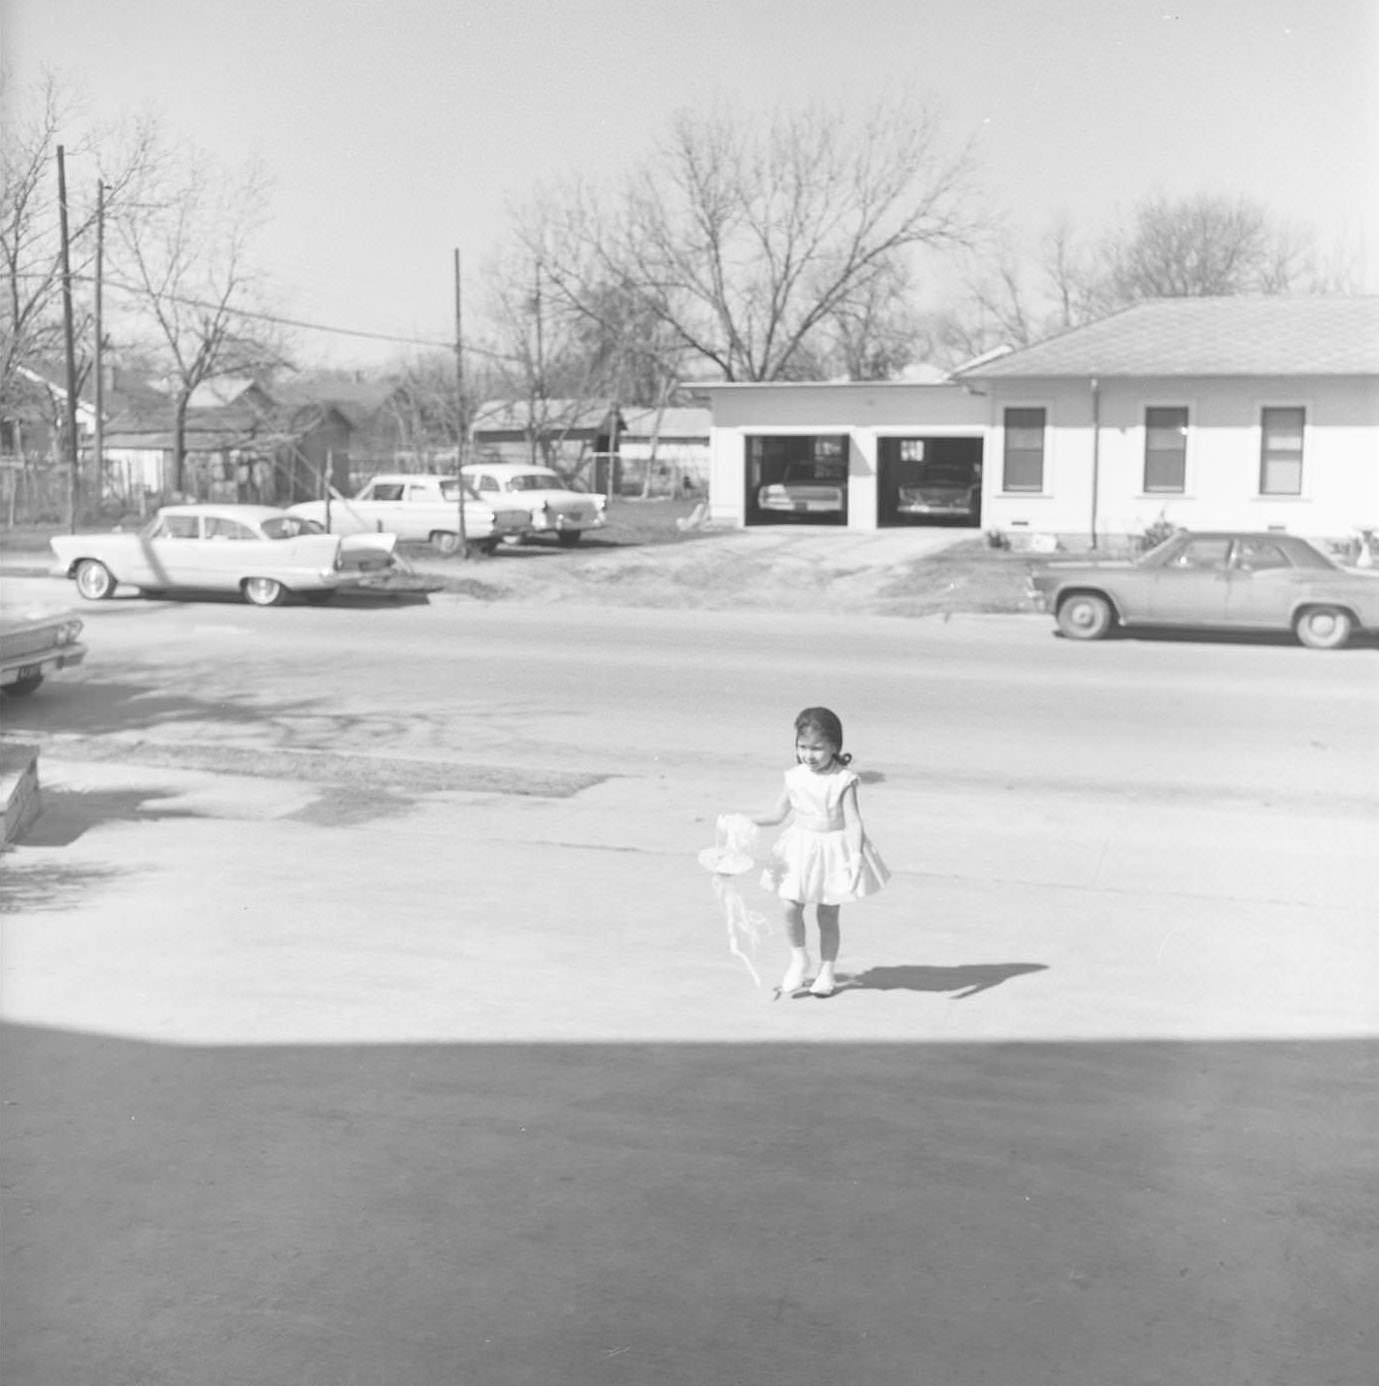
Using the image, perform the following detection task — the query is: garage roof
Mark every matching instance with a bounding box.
[955,296,1379,378]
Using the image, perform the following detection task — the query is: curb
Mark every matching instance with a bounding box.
[1,740,42,845]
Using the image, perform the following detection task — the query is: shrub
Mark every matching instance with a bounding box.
[1139,513,1177,552]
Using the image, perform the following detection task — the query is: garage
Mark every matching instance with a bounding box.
[697,380,990,532]
[877,435,984,527]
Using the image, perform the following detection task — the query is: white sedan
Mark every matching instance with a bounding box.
[50,504,397,607]
[462,463,607,545]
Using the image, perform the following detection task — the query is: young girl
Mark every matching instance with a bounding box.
[747,706,888,997]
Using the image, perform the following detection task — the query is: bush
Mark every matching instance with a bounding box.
[1139,513,1177,551]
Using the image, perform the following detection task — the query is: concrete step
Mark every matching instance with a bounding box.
[1,740,42,844]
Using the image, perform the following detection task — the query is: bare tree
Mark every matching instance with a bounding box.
[939,193,1355,365]
[796,254,931,381]
[0,72,156,428]
[473,243,635,474]
[110,147,283,490]
[513,99,978,383]
[1102,193,1295,300]
[380,349,489,466]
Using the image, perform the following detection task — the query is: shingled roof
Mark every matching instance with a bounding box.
[956,296,1379,379]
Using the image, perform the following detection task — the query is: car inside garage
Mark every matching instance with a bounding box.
[877,436,983,527]
[744,434,849,526]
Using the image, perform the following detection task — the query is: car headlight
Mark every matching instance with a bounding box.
[56,619,82,645]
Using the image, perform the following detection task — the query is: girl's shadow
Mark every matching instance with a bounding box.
[835,962,1047,999]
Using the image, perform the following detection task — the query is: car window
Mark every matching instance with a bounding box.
[365,483,404,502]
[1234,539,1291,571]
[507,472,564,492]
[155,515,201,539]
[437,478,481,502]
[261,516,319,539]
[476,475,498,491]
[1167,538,1231,570]
[204,516,259,541]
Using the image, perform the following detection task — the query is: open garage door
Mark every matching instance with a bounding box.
[877,436,983,527]
[745,435,849,526]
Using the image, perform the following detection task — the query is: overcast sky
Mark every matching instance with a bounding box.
[7,0,1376,368]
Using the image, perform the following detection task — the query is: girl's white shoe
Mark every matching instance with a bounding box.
[809,968,837,997]
[779,954,811,993]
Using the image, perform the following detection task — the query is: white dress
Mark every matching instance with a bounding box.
[762,764,890,905]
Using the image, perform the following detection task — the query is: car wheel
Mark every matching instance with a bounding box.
[1294,606,1353,650]
[3,674,44,696]
[74,559,116,600]
[1056,592,1114,640]
[556,530,582,547]
[242,577,287,607]
[430,530,462,556]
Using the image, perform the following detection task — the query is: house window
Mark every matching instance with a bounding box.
[1260,407,1304,496]
[1144,407,1188,493]
[1002,408,1045,492]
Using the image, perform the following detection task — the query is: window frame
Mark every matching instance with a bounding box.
[1258,404,1306,498]
[1141,404,1190,495]
[1000,405,1047,494]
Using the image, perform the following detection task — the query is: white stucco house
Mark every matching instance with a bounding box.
[698,296,1379,546]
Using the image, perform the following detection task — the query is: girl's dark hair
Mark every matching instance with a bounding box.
[794,706,852,766]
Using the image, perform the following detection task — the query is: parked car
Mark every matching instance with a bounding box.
[757,460,848,517]
[896,461,980,522]
[1029,529,1379,649]
[0,607,86,696]
[461,464,607,545]
[50,504,397,607]
[289,474,529,555]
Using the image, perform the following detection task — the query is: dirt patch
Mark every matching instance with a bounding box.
[413,532,1039,616]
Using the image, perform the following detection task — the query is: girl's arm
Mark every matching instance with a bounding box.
[840,781,866,887]
[744,786,792,828]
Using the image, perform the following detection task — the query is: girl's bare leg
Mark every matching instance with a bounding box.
[780,901,809,990]
[811,905,841,995]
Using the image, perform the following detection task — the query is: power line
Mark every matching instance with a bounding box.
[15,268,517,360]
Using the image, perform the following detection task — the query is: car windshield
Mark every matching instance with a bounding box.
[1137,533,1186,566]
[506,472,574,492]
[914,465,973,487]
[782,462,846,483]
[261,515,324,539]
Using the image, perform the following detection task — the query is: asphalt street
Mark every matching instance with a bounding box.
[2,578,1377,1385]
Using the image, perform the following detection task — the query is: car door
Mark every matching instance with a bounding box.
[1145,536,1234,624]
[201,514,274,590]
[1224,537,1301,629]
[139,511,204,587]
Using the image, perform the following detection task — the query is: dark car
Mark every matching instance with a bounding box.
[1028,530,1379,649]
[0,609,87,695]
[895,461,980,522]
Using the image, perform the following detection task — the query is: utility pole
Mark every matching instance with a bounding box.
[531,259,544,466]
[56,145,81,533]
[93,180,105,506]
[453,248,469,559]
